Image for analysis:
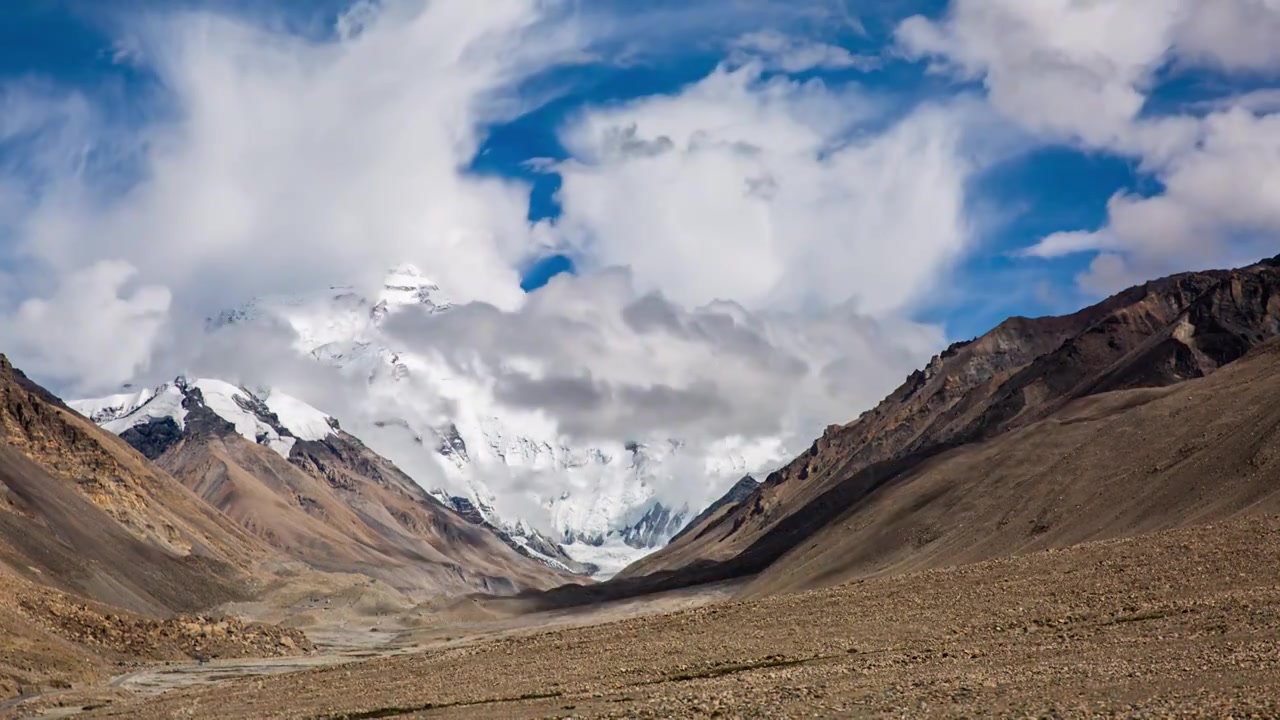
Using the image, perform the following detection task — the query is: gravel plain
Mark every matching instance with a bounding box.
[75,512,1280,719]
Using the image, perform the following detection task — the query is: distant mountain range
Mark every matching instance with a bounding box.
[98,263,767,578]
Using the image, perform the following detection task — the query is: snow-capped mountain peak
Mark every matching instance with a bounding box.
[70,379,338,460]
[375,263,453,319]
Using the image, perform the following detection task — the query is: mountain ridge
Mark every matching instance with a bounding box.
[0,355,268,616]
[601,255,1280,596]
[71,377,581,598]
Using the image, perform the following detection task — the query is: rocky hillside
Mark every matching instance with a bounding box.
[73,377,583,598]
[669,475,758,545]
[742,336,1280,596]
[0,566,310,702]
[0,355,318,700]
[619,255,1280,588]
[0,356,268,616]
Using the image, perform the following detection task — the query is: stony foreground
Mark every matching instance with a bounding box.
[81,512,1280,719]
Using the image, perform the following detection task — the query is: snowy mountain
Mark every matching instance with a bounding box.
[80,265,777,578]
[69,377,339,461]
[69,375,596,574]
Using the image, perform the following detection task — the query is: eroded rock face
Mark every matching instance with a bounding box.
[0,356,271,620]
[0,357,191,555]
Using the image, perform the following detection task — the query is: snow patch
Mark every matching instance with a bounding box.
[268,435,297,458]
[508,536,572,573]
[378,263,452,314]
[101,384,187,434]
[262,391,336,442]
[190,380,297,459]
[560,538,656,580]
[68,387,156,425]
[73,378,339,461]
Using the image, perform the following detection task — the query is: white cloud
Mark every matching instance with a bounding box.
[1175,0,1280,72]
[0,261,170,392]
[5,0,581,371]
[899,0,1280,295]
[896,0,1192,152]
[2,2,960,388]
[380,269,943,443]
[732,30,879,73]
[553,63,985,314]
[1018,229,1115,260]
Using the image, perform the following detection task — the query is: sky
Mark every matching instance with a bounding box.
[2,1,1280,507]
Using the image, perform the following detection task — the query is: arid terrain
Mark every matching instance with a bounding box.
[56,512,1280,719]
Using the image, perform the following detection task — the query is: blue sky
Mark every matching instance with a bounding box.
[2,0,1279,398]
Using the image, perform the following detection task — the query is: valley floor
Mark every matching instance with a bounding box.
[29,511,1280,719]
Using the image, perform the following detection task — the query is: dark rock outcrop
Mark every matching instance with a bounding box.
[119,417,184,460]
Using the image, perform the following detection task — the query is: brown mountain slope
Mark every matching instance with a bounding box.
[743,336,1280,596]
[0,355,321,701]
[622,256,1280,586]
[151,412,578,598]
[0,356,268,616]
[669,475,758,545]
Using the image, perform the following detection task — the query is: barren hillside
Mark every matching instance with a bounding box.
[623,257,1280,590]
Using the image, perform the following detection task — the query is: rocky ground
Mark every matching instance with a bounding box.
[0,569,312,718]
[67,511,1280,719]
[18,594,313,662]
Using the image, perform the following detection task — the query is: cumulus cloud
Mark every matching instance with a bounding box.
[553,63,989,313]
[1035,109,1280,289]
[0,1,973,388]
[896,0,1188,151]
[1174,0,1280,72]
[381,269,941,444]
[898,0,1280,294]
[0,261,170,391]
[3,0,583,392]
